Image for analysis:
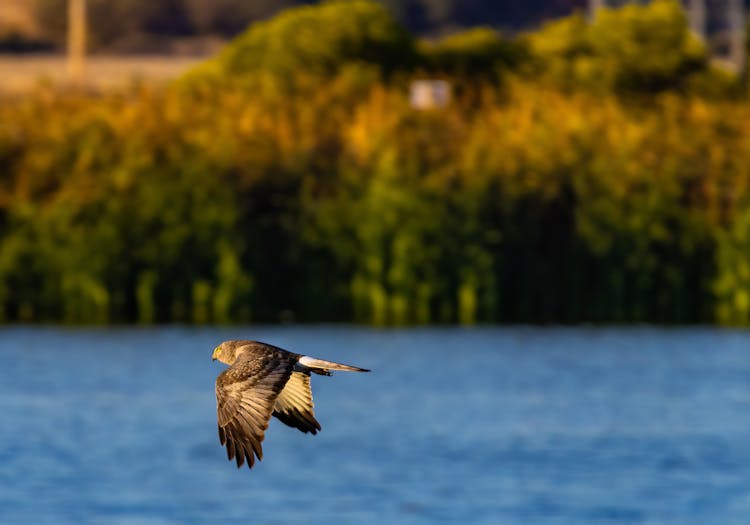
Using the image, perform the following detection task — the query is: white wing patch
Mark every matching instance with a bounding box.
[272,371,321,434]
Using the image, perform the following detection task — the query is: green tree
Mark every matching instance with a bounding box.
[527,0,708,93]
[419,27,527,81]
[207,0,416,84]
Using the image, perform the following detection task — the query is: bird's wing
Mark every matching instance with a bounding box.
[215,348,296,469]
[272,371,321,434]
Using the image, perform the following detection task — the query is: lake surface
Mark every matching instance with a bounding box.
[1,326,750,524]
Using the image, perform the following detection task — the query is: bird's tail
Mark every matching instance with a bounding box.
[298,355,370,374]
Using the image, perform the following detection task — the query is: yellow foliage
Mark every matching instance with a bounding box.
[2,3,750,324]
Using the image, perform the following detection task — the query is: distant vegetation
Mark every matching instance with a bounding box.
[2,0,579,52]
[1,0,750,325]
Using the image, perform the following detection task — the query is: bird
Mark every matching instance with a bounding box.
[211,339,369,469]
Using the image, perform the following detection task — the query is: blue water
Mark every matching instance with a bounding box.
[1,326,750,524]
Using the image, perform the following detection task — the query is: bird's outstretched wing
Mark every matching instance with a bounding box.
[215,348,296,468]
[273,371,322,434]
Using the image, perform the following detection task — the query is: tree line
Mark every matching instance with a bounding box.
[1,0,750,325]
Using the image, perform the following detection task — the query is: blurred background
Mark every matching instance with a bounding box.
[1,0,750,326]
[2,1,750,523]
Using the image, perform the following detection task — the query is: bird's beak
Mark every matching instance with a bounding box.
[211,346,219,361]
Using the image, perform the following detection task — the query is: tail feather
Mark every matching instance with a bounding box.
[298,355,370,373]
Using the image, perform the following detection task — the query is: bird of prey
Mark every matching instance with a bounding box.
[211,339,369,469]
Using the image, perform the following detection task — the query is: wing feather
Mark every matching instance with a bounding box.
[272,371,322,434]
[215,347,296,469]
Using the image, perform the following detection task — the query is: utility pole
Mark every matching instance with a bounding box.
[67,0,87,86]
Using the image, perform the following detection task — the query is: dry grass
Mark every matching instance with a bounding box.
[0,54,206,93]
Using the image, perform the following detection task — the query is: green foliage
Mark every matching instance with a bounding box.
[419,27,527,80]
[527,0,708,94]
[591,0,706,92]
[0,89,251,323]
[3,81,749,325]
[3,1,750,325]
[207,0,416,85]
[523,14,594,89]
[715,206,750,325]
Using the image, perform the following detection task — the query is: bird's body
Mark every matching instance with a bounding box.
[212,340,369,469]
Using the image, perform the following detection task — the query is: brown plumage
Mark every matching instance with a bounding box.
[212,340,369,469]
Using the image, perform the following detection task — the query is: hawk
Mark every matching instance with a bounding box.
[211,339,369,469]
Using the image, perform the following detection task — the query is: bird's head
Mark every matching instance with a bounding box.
[212,341,241,365]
